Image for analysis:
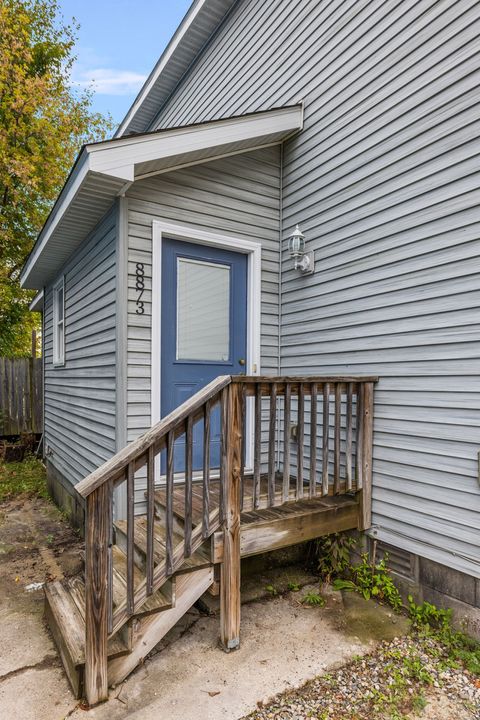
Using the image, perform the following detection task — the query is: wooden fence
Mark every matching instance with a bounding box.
[0,357,43,436]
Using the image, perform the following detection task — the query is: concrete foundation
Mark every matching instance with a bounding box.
[373,539,480,639]
[45,459,85,533]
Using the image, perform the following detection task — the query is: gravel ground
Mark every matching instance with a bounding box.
[243,635,480,720]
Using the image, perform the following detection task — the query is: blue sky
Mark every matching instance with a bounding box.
[59,0,192,126]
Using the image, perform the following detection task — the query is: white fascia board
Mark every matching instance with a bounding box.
[89,105,304,178]
[20,153,89,288]
[115,0,208,138]
[29,289,44,312]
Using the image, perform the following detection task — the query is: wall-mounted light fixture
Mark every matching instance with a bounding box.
[288,224,314,275]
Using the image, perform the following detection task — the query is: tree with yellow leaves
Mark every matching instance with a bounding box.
[0,0,113,355]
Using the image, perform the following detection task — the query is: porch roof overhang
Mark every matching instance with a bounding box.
[20,105,303,290]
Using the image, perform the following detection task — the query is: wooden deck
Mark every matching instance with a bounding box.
[46,375,375,705]
[153,475,360,559]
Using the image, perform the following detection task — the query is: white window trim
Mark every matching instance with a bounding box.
[52,276,65,367]
[151,220,262,480]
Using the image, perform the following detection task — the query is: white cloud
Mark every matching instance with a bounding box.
[72,68,147,96]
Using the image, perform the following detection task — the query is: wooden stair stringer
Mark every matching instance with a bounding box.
[107,565,214,688]
[44,578,130,699]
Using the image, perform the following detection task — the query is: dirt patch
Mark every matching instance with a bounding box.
[0,491,82,718]
[0,494,83,612]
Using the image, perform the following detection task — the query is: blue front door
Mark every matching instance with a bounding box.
[161,238,248,471]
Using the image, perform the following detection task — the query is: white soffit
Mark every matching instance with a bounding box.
[20,105,303,290]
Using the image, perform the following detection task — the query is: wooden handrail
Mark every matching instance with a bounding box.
[75,375,232,499]
[81,374,377,705]
[231,374,379,384]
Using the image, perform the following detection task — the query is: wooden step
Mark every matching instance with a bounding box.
[111,545,174,617]
[152,483,209,527]
[44,578,130,698]
[114,516,212,574]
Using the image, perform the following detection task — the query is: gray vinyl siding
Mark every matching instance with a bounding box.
[146,0,480,576]
[126,147,281,509]
[43,207,117,485]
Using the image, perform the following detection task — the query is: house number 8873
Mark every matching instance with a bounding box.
[135,262,145,315]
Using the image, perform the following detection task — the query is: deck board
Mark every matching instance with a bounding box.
[153,473,357,526]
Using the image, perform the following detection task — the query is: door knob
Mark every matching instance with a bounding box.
[238,358,246,366]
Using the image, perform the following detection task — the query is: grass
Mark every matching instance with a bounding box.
[0,456,47,500]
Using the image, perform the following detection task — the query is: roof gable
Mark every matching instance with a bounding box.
[116,0,238,137]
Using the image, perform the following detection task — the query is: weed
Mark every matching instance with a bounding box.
[333,553,402,611]
[287,581,300,592]
[332,578,357,592]
[401,653,434,685]
[314,532,356,582]
[302,590,326,607]
[408,596,480,676]
[411,692,428,712]
[265,584,277,596]
[408,596,451,632]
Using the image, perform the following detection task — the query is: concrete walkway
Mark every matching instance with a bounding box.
[0,495,408,720]
[72,587,384,720]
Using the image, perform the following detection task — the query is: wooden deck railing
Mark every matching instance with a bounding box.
[75,375,376,704]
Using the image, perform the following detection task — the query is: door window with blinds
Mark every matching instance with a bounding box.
[176,257,231,362]
[53,276,65,366]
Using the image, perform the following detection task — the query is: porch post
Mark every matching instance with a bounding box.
[220,382,242,651]
[85,484,110,705]
[358,382,374,531]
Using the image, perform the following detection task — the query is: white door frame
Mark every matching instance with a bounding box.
[151,219,261,475]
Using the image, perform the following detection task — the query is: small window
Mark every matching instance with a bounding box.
[53,276,65,366]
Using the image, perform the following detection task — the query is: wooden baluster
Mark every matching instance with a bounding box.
[309,382,317,498]
[220,383,242,652]
[107,481,113,635]
[297,383,305,499]
[346,382,354,492]
[166,430,174,575]
[322,383,330,495]
[126,461,135,615]
[254,384,261,509]
[146,446,155,596]
[358,383,374,531]
[355,384,364,489]
[85,482,110,705]
[240,384,246,511]
[283,382,291,503]
[202,401,211,539]
[219,388,228,523]
[268,383,277,506]
[334,384,341,494]
[184,416,193,556]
